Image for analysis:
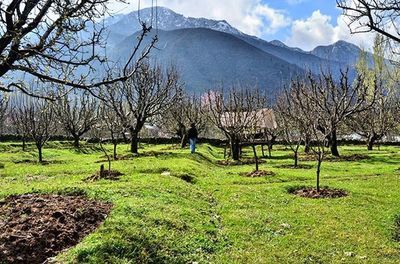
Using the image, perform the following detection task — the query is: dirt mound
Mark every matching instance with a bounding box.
[12,159,64,165]
[289,187,348,199]
[275,164,313,169]
[299,154,369,162]
[0,194,112,263]
[241,170,275,177]
[216,158,266,166]
[85,170,123,181]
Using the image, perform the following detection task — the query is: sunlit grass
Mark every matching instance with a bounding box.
[0,141,399,263]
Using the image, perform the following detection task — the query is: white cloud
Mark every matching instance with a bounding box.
[286,10,375,51]
[107,0,291,36]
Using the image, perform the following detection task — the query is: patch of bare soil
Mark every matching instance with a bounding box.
[12,159,64,165]
[289,187,348,199]
[85,170,123,181]
[299,154,369,162]
[328,154,369,162]
[241,170,275,177]
[275,164,313,169]
[0,194,112,264]
[175,173,197,184]
[216,158,266,166]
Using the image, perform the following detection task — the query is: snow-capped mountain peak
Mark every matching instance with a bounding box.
[106,6,243,37]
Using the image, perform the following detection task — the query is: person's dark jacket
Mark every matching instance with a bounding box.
[187,127,198,139]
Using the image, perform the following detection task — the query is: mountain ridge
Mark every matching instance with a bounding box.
[104,6,370,94]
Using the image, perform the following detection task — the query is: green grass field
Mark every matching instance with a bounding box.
[0,141,399,263]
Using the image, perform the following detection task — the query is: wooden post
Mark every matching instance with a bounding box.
[100,164,105,177]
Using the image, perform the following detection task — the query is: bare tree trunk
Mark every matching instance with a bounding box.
[22,137,26,151]
[252,145,259,171]
[113,142,118,160]
[231,136,241,161]
[99,140,111,174]
[294,151,298,167]
[38,146,43,163]
[367,133,377,151]
[224,143,227,159]
[73,136,80,148]
[180,134,188,148]
[330,129,340,157]
[316,153,322,193]
[267,136,276,158]
[130,132,139,154]
[100,164,105,177]
[261,144,266,157]
[304,135,310,153]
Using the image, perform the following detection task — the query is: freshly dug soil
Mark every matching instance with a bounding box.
[0,194,112,264]
[12,159,64,165]
[216,158,266,166]
[85,170,123,181]
[289,187,348,198]
[328,154,369,162]
[299,154,369,162]
[241,170,275,177]
[275,164,313,169]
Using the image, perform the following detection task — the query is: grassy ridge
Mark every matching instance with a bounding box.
[0,142,399,263]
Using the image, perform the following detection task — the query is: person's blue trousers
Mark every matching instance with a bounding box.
[189,138,196,153]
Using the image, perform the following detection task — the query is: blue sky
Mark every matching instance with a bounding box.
[263,0,342,40]
[108,0,374,51]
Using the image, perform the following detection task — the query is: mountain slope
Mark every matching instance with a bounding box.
[236,35,352,79]
[311,40,373,66]
[112,28,305,95]
[107,7,242,38]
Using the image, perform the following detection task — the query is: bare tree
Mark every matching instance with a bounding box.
[261,122,280,158]
[348,35,400,150]
[206,87,266,161]
[348,92,399,150]
[0,92,7,133]
[0,1,157,98]
[53,90,98,148]
[288,72,372,192]
[275,91,308,167]
[337,0,400,55]
[102,62,181,154]
[165,93,208,148]
[245,109,276,171]
[14,95,56,162]
[312,71,377,157]
[99,101,125,160]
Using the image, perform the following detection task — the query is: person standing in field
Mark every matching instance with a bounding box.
[187,123,198,154]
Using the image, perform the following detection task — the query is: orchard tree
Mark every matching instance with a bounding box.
[102,62,181,154]
[348,35,400,150]
[309,71,376,157]
[0,1,157,98]
[9,96,29,150]
[99,102,125,160]
[15,95,56,162]
[165,93,208,148]
[288,72,372,192]
[275,90,309,167]
[206,87,266,161]
[337,0,400,55]
[0,93,7,133]
[53,90,98,148]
